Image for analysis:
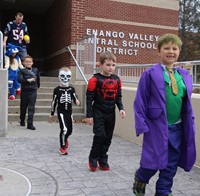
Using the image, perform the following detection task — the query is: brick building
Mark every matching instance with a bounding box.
[0,0,179,75]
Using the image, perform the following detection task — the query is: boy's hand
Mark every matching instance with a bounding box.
[25,39,30,44]
[84,118,93,125]
[48,115,54,123]
[119,110,126,118]
[27,78,35,83]
[75,99,80,106]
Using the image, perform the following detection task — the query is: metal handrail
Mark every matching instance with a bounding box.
[67,46,88,84]
[116,61,200,87]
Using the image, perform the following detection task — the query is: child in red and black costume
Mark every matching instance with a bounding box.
[85,51,126,171]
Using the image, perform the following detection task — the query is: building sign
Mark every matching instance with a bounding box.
[86,28,159,56]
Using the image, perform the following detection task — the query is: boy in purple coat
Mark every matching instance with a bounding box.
[133,34,196,196]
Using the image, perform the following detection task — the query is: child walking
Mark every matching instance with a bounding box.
[18,55,40,130]
[49,67,80,155]
[133,34,196,196]
[85,51,126,171]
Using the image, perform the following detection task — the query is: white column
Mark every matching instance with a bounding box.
[0,69,8,137]
[0,31,8,137]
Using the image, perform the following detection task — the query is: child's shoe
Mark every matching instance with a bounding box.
[98,160,110,171]
[16,89,21,95]
[9,95,15,100]
[27,123,36,130]
[88,159,98,171]
[20,121,25,126]
[65,139,69,148]
[133,171,146,196]
[59,147,68,155]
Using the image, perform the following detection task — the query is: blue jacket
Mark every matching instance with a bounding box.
[134,64,196,171]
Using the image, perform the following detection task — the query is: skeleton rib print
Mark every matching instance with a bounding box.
[50,86,77,115]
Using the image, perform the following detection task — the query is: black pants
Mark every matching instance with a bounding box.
[57,110,73,148]
[20,90,37,124]
[89,108,115,162]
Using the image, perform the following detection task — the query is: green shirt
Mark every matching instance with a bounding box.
[163,69,186,125]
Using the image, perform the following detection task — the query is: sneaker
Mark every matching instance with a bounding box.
[20,122,25,126]
[16,89,21,95]
[88,159,98,171]
[9,95,15,100]
[133,171,146,196]
[98,160,110,171]
[59,147,68,155]
[27,124,36,130]
[65,139,69,148]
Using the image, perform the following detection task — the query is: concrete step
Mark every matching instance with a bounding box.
[40,76,58,82]
[37,87,55,93]
[40,81,59,88]
[8,112,86,122]
[8,105,84,114]
[37,93,53,99]
[9,93,53,100]
[10,92,59,99]
[9,99,52,106]
[9,99,84,107]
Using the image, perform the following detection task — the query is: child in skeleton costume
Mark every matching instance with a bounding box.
[49,67,80,155]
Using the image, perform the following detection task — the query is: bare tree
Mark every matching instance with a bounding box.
[179,0,200,61]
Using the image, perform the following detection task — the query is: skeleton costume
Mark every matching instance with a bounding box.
[86,73,124,167]
[50,69,78,149]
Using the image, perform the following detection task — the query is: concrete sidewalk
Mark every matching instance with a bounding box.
[0,122,199,196]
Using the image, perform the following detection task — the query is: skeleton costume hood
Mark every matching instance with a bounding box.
[59,69,72,86]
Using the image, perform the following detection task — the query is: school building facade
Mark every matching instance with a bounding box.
[0,0,179,75]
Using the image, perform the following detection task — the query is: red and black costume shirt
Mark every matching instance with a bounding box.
[86,73,124,118]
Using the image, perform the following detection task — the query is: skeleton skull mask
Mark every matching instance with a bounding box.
[59,70,72,86]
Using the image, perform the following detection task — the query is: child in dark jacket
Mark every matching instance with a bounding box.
[18,55,40,130]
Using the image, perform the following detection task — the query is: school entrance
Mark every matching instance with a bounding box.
[0,0,179,75]
[0,0,76,75]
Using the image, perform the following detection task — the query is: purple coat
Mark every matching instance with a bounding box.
[134,64,196,171]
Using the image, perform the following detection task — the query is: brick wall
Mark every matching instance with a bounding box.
[43,0,72,71]
[43,0,87,72]
[71,0,86,43]
[84,0,179,65]
[87,0,178,27]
